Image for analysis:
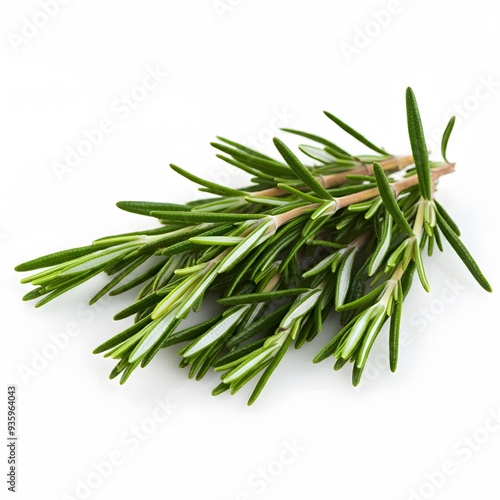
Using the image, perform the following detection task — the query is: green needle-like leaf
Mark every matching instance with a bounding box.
[248,334,294,405]
[434,200,460,235]
[413,240,430,292]
[313,316,358,363]
[15,245,102,272]
[213,338,265,368]
[273,138,333,200]
[93,316,152,354]
[114,293,162,320]
[406,87,431,200]
[89,255,150,304]
[181,307,248,358]
[215,136,277,161]
[441,116,456,163]
[189,236,244,246]
[323,110,389,156]
[35,267,107,307]
[217,288,310,306]
[373,163,414,236]
[436,211,492,292]
[280,128,353,159]
[170,163,247,197]
[226,304,290,349]
[335,248,358,308]
[150,211,265,224]
[116,201,187,216]
[389,298,402,372]
[355,308,387,370]
[108,259,165,296]
[162,315,223,348]
[368,212,392,276]
[336,282,386,311]
[277,183,324,203]
[211,142,290,177]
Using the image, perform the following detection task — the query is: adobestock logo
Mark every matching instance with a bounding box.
[61,397,177,500]
[340,0,408,63]
[427,75,500,153]
[409,279,466,335]
[407,405,500,500]
[440,76,499,124]
[247,439,305,494]
[52,65,168,182]
[230,439,306,500]
[189,106,296,202]
[244,107,295,151]
[213,0,245,21]
[17,321,82,384]
[355,279,467,392]
[7,0,73,53]
[17,295,111,384]
[354,327,414,392]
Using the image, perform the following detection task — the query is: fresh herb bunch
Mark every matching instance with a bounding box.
[15,88,491,404]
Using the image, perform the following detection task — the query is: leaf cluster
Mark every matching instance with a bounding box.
[15,88,491,404]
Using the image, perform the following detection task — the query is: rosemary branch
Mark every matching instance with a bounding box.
[15,88,491,404]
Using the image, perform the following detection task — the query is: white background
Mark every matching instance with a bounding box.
[1,1,499,499]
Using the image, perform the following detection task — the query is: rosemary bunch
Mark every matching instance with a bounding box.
[15,88,491,404]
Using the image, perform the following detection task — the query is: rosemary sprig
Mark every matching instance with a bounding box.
[15,88,492,404]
